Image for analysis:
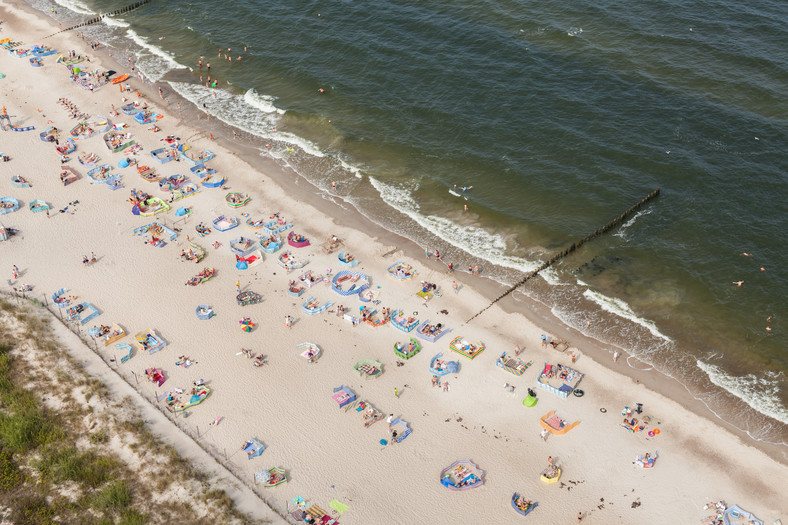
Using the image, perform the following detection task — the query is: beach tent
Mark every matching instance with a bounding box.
[175,206,188,217]
[242,438,265,459]
[332,385,356,408]
[118,157,130,168]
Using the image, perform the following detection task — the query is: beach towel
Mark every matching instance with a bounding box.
[328,500,350,515]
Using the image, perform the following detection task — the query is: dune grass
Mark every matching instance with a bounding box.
[0,301,260,524]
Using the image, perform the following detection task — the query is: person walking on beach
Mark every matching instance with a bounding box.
[577,511,583,523]
[236,280,241,293]
[541,334,547,348]
[285,315,293,329]
[387,414,393,430]
[613,351,620,363]
[12,265,19,280]
[540,428,548,442]
[394,387,400,399]
[452,281,459,294]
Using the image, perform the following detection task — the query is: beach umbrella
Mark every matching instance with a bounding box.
[72,67,80,74]
[131,205,140,215]
[0,73,5,79]
[236,260,248,270]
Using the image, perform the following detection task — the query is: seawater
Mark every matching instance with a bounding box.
[30,0,788,444]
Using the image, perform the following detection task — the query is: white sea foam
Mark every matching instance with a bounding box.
[243,89,285,115]
[170,81,360,179]
[338,157,363,179]
[103,16,130,29]
[567,27,583,37]
[540,267,568,285]
[271,130,325,158]
[697,361,788,424]
[368,177,540,274]
[53,0,94,15]
[583,288,672,342]
[169,81,281,139]
[126,29,182,81]
[613,208,652,239]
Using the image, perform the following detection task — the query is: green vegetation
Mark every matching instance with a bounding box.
[0,301,261,524]
[0,448,24,490]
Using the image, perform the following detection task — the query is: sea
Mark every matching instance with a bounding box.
[32,0,787,445]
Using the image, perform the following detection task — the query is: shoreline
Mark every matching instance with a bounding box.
[1,1,786,522]
[13,0,788,445]
[55,0,788,449]
[150,41,788,461]
[7,0,788,465]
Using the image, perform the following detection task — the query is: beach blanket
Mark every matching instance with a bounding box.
[328,500,350,515]
[545,415,564,430]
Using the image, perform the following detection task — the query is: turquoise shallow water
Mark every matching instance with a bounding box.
[39,0,788,442]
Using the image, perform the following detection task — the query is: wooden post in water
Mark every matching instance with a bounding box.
[465,188,661,323]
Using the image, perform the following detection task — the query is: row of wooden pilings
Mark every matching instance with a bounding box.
[466,188,661,323]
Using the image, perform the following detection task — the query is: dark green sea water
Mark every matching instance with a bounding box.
[39,0,788,444]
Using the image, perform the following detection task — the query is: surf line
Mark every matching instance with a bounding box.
[466,188,661,323]
[43,0,152,39]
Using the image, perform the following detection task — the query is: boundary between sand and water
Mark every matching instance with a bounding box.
[0,290,290,525]
[6,0,787,464]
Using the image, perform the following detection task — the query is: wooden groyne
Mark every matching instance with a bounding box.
[466,188,661,323]
[44,0,151,39]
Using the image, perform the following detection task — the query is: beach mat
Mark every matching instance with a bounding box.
[328,500,350,515]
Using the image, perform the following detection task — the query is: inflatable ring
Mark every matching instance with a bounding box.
[648,431,655,437]
[653,429,660,435]
[600,408,607,413]
[573,389,584,397]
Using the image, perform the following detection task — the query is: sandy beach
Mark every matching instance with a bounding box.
[0,2,786,523]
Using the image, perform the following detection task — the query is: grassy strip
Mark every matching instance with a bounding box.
[0,302,259,524]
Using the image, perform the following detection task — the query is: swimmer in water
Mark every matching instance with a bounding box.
[732,280,744,286]
[741,252,753,257]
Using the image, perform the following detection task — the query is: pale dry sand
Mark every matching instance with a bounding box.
[0,2,786,523]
